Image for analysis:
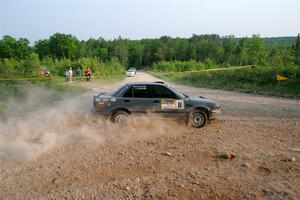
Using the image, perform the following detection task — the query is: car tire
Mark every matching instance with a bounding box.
[112,110,129,123]
[188,110,207,128]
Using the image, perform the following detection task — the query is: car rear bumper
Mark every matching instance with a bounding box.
[126,72,135,77]
[91,108,111,118]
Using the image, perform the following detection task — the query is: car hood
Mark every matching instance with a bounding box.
[188,96,217,106]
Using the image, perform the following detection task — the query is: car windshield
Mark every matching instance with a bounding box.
[169,87,188,98]
[111,85,127,96]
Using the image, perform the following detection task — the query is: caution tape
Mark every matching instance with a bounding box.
[0,74,123,81]
[0,77,62,81]
[157,65,254,75]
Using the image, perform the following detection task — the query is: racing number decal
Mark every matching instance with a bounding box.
[177,100,183,109]
[161,99,184,110]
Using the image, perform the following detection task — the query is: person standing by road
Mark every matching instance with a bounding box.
[64,68,68,82]
[68,67,73,82]
[76,67,82,80]
[85,67,91,81]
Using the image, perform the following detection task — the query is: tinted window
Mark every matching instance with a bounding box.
[123,86,133,97]
[150,85,178,99]
[133,85,150,98]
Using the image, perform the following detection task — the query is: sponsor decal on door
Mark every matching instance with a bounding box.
[161,99,184,110]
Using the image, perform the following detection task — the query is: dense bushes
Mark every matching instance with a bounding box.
[0,56,125,78]
[151,59,216,72]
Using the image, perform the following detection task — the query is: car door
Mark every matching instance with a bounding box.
[119,85,154,114]
[150,85,186,118]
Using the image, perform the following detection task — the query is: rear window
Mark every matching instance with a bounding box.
[133,85,150,98]
[123,85,151,98]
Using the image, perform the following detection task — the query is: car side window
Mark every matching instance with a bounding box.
[123,86,133,97]
[150,85,179,99]
[133,85,151,98]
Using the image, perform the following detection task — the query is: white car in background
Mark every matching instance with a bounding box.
[126,68,136,77]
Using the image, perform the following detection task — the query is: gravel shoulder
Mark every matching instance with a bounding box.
[0,72,299,199]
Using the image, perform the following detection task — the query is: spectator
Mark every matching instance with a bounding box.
[76,67,82,80]
[68,67,73,82]
[85,67,91,81]
[64,68,68,82]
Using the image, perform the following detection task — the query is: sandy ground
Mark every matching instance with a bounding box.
[0,72,299,199]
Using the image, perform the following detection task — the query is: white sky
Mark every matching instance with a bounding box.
[0,0,299,42]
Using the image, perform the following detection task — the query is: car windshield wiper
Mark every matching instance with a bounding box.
[181,93,189,98]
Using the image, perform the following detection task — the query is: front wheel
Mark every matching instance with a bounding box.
[111,110,129,123]
[189,110,207,128]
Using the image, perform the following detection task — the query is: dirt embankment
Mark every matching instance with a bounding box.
[0,72,299,199]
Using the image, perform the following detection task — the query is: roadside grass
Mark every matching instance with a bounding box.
[149,66,300,98]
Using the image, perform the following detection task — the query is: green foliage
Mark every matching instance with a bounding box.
[0,58,20,76]
[112,37,128,67]
[0,36,31,59]
[21,53,40,75]
[35,39,50,59]
[295,34,300,65]
[269,47,295,67]
[240,35,268,66]
[52,58,73,76]
[159,66,300,98]
[76,57,124,77]
[127,41,142,68]
[203,58,215,68]
[48,33,78,59]
[152,60,207,72]
[0,33,299,79]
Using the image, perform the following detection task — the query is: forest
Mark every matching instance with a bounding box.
[0,33,299,77]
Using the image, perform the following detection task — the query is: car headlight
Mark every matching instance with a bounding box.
[213,104,221,110]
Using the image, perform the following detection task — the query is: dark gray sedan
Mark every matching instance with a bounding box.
[93,82,221,128]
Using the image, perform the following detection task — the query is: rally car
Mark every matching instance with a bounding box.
[93,82,221,128]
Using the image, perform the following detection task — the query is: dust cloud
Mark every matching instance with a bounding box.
[0,85,184,161]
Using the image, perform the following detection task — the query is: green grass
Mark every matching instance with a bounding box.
[150,66,300,98]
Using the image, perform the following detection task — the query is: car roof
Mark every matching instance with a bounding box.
[125,82,166,86]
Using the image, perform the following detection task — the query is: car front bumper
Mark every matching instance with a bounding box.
[209,109,221,120]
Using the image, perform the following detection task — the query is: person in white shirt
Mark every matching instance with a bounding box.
[68,67,73,82]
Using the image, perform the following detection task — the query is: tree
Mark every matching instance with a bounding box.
[240,35,267,66]
[128,41,142,68]
[269,47,295,67]
[0,35,17,58]
[295,34,300,65]
[99,48,109,62]
[48,33,78,59]
[112,37,128,66]
[22,53,40,75]
[35,39,50,59]
[222,35,238,65]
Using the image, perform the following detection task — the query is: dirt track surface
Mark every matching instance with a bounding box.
[1,72,300,199]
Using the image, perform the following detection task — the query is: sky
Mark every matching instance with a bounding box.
[0,0,299,42]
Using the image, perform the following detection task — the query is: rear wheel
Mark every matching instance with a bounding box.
[189,110,207,128]
[111,110,129,123]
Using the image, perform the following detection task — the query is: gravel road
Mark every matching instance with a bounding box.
[0,72,299,199]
